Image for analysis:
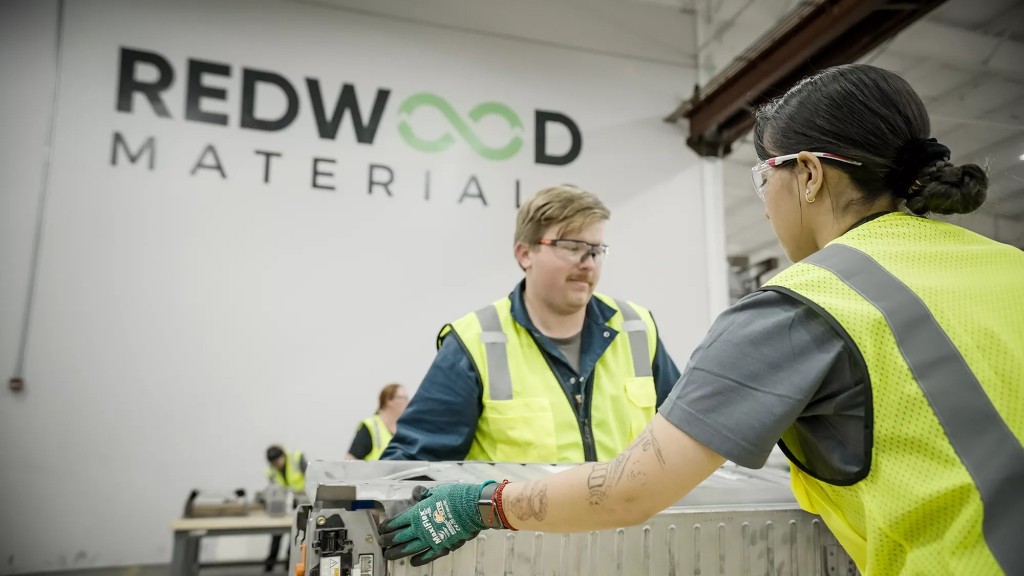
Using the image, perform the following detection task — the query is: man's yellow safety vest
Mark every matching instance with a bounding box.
[440,293,659,463]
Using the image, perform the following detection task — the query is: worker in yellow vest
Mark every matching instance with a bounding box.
[380,185,681,462]
[346,383,409,460]
[264,445,306,571]
[265,445,307,491]
[379,64,1024,575]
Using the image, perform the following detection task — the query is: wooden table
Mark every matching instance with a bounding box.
[170,511,293,576]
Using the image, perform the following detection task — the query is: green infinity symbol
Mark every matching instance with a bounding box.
[397,93,524,161]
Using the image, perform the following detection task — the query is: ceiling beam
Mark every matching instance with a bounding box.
[668,0,949,158]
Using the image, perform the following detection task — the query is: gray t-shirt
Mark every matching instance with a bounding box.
[659,290,870,483]
[548,331,583,375]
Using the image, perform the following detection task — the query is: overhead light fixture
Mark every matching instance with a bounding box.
[1019,152,1024,161]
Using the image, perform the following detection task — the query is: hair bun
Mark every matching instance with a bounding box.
[904,160,988,216]
[888,138,950,197]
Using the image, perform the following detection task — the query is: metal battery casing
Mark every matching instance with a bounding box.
[295,460,859,576]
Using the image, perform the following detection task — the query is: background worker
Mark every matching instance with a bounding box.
[263,445,307,572]
[345,383,409,460]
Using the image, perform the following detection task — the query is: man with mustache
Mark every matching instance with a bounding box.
[382,185,680,463]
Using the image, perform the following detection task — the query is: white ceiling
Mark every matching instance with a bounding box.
[292,0,700,66]
[717,0,1024,262]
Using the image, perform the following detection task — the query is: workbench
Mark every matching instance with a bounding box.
[170,511,293,576]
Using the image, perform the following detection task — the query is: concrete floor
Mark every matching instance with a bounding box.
[18,563,288,576]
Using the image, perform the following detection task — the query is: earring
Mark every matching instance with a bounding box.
[805,189,815,203]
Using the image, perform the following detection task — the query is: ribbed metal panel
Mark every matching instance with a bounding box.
[296,460,859,576]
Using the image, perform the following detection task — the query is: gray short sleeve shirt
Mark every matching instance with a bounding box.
[659,290,869,480]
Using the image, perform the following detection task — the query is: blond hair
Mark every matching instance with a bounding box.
[514,185,610,246]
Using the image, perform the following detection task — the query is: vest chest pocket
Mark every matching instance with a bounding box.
[625,376,657,438]
[480,398,558,462]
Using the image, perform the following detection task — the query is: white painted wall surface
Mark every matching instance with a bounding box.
[0,0,708,571]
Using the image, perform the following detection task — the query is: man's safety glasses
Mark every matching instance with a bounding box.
[537,238,610,264]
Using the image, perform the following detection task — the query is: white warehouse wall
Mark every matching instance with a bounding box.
[0,0,713,571]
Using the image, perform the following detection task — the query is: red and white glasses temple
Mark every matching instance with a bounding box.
[751,152,862,200]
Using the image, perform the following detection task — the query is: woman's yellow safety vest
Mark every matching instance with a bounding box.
[361,414,394,461]
[763,212,1024,576]
[266,450,306,492]
[440,293,659,463]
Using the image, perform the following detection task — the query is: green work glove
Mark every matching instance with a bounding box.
[379,481,494,566]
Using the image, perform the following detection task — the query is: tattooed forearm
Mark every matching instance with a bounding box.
[586,447,631,505]
[588,463,609,490]
[605,451,630,487]
[627,467,647,484]
[584,426,667,506]
[587,462,610,505]
[637,428,667,468]
[507,482,548,522]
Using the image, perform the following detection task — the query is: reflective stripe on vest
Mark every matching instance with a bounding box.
[614,298,653,378]
[473,300,652,398]
[475,304,513,401]
[805,243,1024,573]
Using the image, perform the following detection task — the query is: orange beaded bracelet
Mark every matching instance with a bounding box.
[492,479,517,531]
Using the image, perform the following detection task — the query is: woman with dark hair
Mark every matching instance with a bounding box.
[346,383,409,460]
[377,64,1024,575]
